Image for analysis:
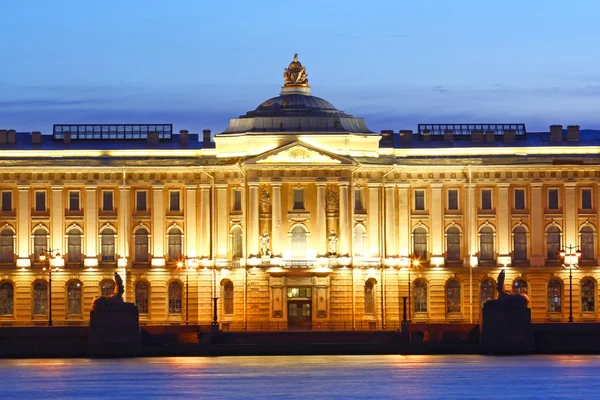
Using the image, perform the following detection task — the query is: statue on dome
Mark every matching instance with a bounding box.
[283,53,309,86]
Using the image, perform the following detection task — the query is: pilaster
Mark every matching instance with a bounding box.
[152,185,164,259]
[271,182,282,257]
[384,184,396,257]
[338,182,350,256]
[397,183,410,256]
[248,183,259,256]
[51,186,63,253]
[316,181,327,256]
[530,183,544,266]
[185,185,198,258]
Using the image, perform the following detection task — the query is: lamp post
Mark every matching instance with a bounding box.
[177,258,198,325]
[560,245,581,323]
[38,249,61,327]
[408,258,419,322]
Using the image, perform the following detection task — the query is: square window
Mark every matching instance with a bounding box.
[103,191,113,211]
[548,189,559,210]
[514,189,525,210]
[136,191,147,211]
[232,189,242,211]
[69,191,80,211]
[481,189,492,210]
[35,191,46,212]
[293,188,304,210]
[582,188,593,210]
[169,191,180,212]
[1,191,12,212]
[448,189,458,210]
[414,190,425,211]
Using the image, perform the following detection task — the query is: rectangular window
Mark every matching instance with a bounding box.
[481,189,492,210]
[414,190,425,211]
[69,191,80,211]
[232,189,242,211]
[514,189,525,210]
[35,191,46,212]
[354,189,363,211]
[1,191,12,212]
[136,191,147,211]
[102,191,114,211]
[548,189,559,210]
[293,188,304,210]
[582,188,593,210]
[169,191,181,212]
[448,189,458,210]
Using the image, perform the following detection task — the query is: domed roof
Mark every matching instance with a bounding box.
[257,94,338,112]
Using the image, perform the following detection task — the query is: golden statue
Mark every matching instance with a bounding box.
[283,53,309,86]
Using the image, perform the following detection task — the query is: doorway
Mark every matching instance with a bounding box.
[287,287,312,330]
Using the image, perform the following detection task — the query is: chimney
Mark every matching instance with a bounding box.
[147,131,159,144]
[444,130,453,142]
[504,129,516,142]
[399,129,413,144]
[380,129,393,144]
[203,129,211,143]
[471,130,484,143]
[7,129,16,144]
[567,125,580,142]
[422,129,431,142]
[550,125,563,142]
[179,129,189,146]
[32,131,42,144]
[63,132,71,144]
[485,130,495,142]
[0,130,6,144]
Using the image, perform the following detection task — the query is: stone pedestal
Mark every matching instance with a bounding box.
[87,303,141,357]
[481,300,535,354]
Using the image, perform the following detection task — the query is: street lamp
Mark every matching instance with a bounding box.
[559,245,581,323]
[408,258,420,322]
[177,258,198,325]
[38,249,61,327]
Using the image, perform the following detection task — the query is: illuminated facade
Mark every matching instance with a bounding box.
[1,55,600,329]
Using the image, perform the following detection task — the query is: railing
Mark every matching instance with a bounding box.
[282,259,317,268]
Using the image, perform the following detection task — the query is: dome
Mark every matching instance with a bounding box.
[257,94,338,112]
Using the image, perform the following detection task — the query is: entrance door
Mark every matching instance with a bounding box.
[288,301,312,330]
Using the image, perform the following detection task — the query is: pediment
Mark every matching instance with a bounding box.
[245,142,354,165]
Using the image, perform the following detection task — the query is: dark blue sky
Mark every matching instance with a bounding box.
[1,1,599,134]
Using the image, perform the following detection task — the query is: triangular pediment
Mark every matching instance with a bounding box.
[245,142,355,165]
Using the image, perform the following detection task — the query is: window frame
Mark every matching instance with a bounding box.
[1,191,12,213]
[292,188,304,211]
[68,190,80,212]
[169,190,181,212]
[102,190,114,212]
[168,281,183,315]
[481,188,493,211]
[34,191,46,212]
[135,190,148,212]
[547,188,559,210]
[514,188,526,211]
[547,279,562,314]
[447,189,459,211]
[581,188,593,211]
[232,189,242,212]
[135,281,150,315]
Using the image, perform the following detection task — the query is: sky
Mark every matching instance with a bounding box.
[1,0,600,134]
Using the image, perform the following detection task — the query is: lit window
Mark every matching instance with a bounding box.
[446,279,461,313]
[481,189,492,210]
[548,189,559,210]
[290,226,307,259]
[135,281,149,315]
[33,228,48,259]
[514,279,528,295]
[293,188,304,210]
[169,191,180,212]
[479,226,494,261]
[513,226,528,261]
[353,225,366,257]
[0,282,14,315]
[514,189,525,210]
[581,278,595,312]
[168,281,182,315]
[168,228,182,261]
[223,280,234,315]
[101,228,115,262]
[546,226,561,260]
[413,227,427,260]
[67,228,82,263]
[103,191,114,211]
[364,279,375,314]
[547,279,562,313]
[581,226,595,260]
[414,190,425,211]
[448,189,458,211]
[446,227,461,261]
[134,228,149,262]
[413,279,427,313]
[35,191,46,212]
[0,228,13,263]
[100,279,115,296]
[67,281,82,316]
[582,189,593,210]
[480,279,494,309]
[1,191,12,212]
[69,191,80,212]
[136,191,147,211]
[33,281,48,315]
[231,227,242,259]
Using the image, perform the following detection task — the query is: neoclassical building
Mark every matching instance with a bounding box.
[0,55,599,329]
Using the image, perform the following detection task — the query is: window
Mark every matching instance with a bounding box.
[103,191,114,211]
[169,191,180,212]
[446,279,461,313]
[69,191,80,211]
[33,228,48,259]
[479,226,494,261]
[481,189,492,210]
[0,228,13,263]
[546,226,561,260]
[548,279,562,313]
[223,280,234,315]
[135,281,149,315]
[413,279,427,313]
[581,278,595,313]
[100,228,115,262]
[1,191,12,212]
[100,279,115,296]
[168,281,182,315]
[448,189,458,211]
[354,189,363,211]
[513,279,528,295]
[293,188,304,210]
[35,191,46,212]
[581,226,595,260]
[0,282,14,315]
[548,189,559,210]
[287,287,312,298]
[136,191,147,211]
[33,282,48,315]
[290,226,307,259]
[513,226,528,261]
[232,189,242,211]
[480,279,494,309]
[231,227,243,259]
[414,190,425,211]
[364,279,375,314]
[67,228,82,263]
[353,225,366,257]
[67,281,82,316]
[413,227,427,260]
[134,228,149,262]
[168,227,183,261]
[582,189,593,210]
[446,226,461,261]
[514,189,525,210]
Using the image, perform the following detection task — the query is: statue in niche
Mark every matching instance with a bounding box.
[326,184,339,210]
[91,272,124,310]
[328,230,338,256]
[260,231,271,257]
[283,53,309,86]
[260,185,270,211]
[495,269,529,307]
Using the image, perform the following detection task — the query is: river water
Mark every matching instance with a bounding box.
[1,355,598,399]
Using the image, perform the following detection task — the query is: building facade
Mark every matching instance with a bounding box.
[0,55,599,329]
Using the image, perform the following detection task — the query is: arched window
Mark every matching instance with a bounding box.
[100,279,115,296]
[353,225,366,257]
[581,278,596,313]
[33,281,48,316]
[135,281,149,315]
[168,281,182,315]
[513,226,528,261]
[546,226,561,260]
[0,282,14,315]
[413,279,428,313]
[67,281,82,316]
[364,279,375,314]
[100,228,115,262]
[33,228,48,260]
[446,227,461,261]
[548,279,562,313]
[291,226,307,259]
[134,228,149,262]
[513,279,528,295]
[480,279,495,309]
[581,226,595,260]
[67,228,82,263]
[479,226,494,261]
[446,279,461,313]
[0,228,14,263]
[413,227,428,260]
[223,280,234,315]
[231,227,243,259]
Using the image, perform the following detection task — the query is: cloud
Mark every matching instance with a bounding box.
[432,85,450,93]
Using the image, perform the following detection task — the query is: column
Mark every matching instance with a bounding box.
[271,182,282,257]
[397,183,410,257]
[467,182,477,261]
[152,185,165,261]
[564,182,577,248]
[530,183,544,266]
[497,183,510,258]
[85,186,97,257]
[216,185,228,259]
[118,185,129,260]
[17,186,29,261]
[367,184,380,258]
[185,185,197,258]
[384,184,396,257]
[200,185,211,258]
[315,182,327,256]
[338,182,350,256]
[248,183,259,256]
[51,186,63,253]
[430,184,443,257]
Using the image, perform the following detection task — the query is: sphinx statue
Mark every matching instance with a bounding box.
[496,269,529,307]
[91,272,125,311]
